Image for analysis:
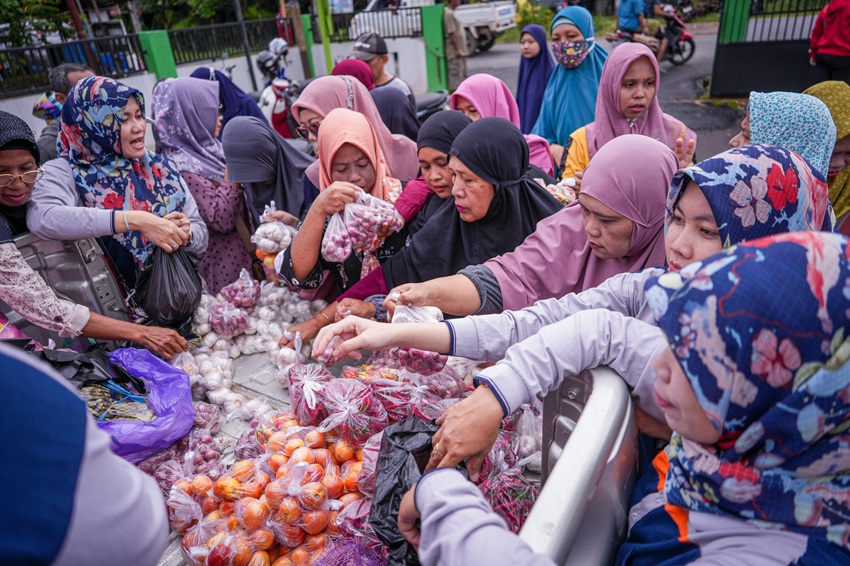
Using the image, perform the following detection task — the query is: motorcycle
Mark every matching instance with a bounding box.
[415,90,450,124]
[607,6,696,66]
[254,39,301,139]
[675,0,695,22]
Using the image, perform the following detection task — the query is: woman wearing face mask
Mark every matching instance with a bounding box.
[562,43,697,187]
[152,77,253,294]
[384,134,671,318]
[284,116,562,343]
[517,24,556,135]
[315,143,829,475]
[451,73,555,176]
[531,6,608,169]
[0,111,187,359]
[805,81,850,235]
[220,116,314,226]
[27,76,208,293]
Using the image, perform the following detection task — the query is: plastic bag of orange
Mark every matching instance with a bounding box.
[317,378,387,445]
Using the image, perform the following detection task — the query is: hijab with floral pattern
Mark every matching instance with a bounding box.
[747,91,836,180]
[645,231,850,551]
[666,144,831,249]
[804,81,850,223]
[59,76,187,265]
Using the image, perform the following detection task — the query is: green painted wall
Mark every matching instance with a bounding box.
[422,5,447,91]
[138,30,177,79]
[718,0,750,44]
[301,14,316,77]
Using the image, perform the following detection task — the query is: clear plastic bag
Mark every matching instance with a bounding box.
[251,220,296,254]
[372,378,442,423]
[321,212,352,263]
[348,191,405,251]
[476,466,540,534]
[373,305,448,376]
[318,378,388,445]
[208,302,250,338]
[355,431,383,496]
[288,364,333,426]
[220,268,261,308]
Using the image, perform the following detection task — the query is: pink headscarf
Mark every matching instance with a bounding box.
[292,75,419,186]
[332,59,376,90]
[586,43,697,159]
[451,74,555,176]
[486,134,675,311]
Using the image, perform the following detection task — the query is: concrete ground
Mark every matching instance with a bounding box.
[467,26,745,161]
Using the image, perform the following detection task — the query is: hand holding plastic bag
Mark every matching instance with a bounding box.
[370,417,466,566]
[135,246,202,328]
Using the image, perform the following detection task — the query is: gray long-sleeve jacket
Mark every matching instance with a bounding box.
[445,268,669,421]
[27,159,208,256]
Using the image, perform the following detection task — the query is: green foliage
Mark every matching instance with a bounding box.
[138,0,277,30]
[0,0,72,47]
[516,2,554,30]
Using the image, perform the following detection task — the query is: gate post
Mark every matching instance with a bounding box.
[300,14,316,77]
[138,30,177,80]
[421,4,447,92]
[717,0,750,44]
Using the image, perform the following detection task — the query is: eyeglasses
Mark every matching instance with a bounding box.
[295,121,322,139]
[0,167,44,187]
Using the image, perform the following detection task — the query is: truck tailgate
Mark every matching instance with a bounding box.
[519,367,638,566]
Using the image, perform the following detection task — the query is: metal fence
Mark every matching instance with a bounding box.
[312,7,423,43]
[0,34,146,98]
[169,18,293,65]
[711,0,829,97]
[719,0,827,43]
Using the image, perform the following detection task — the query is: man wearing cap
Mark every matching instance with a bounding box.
[351,32,416,110]
[444,0,468,90]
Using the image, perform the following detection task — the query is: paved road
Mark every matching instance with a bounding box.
[467,32,742,160]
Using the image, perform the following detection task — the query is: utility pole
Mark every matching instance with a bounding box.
[287,1,313,78]
[233,0,259,90]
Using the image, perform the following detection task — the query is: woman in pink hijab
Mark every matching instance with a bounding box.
[562,43,696,183]
[451,74,556,176]
[292,75,420,186]
[331,59,376,90]
[386,134,675,316]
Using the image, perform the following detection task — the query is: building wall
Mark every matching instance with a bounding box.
[310,37,428,93]
[0,51,308,145]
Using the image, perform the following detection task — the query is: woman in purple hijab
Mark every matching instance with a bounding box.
[516,24,555,135]
[152,77,252,293]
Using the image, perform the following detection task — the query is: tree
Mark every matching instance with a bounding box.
[0,0,73,47]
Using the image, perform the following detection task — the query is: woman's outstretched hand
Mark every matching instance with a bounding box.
[312,317,400,362]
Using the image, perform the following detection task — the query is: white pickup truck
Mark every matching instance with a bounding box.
[348,0,517,54]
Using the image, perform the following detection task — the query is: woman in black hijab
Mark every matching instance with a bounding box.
[282,116,562,340]
[0,110,186,358]
[221,116,314,226]
[371,87,422,142]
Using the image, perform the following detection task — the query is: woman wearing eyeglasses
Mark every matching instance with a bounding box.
[0,110,187,359]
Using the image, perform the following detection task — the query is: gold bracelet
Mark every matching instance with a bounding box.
[318,311,332,324]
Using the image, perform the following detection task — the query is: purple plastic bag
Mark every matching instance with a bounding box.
[99,348,194,464]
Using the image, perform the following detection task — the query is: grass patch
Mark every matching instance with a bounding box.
[496,26,522,44]
[691,12,720,22]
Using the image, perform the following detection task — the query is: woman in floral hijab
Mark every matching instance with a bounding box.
[619,231,850,565]
[27,76,208,288]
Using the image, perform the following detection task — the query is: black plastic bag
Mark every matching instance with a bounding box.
[135,246,202,328]
[369,417,467,566]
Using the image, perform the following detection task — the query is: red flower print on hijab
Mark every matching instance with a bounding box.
[765,164,798,211]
